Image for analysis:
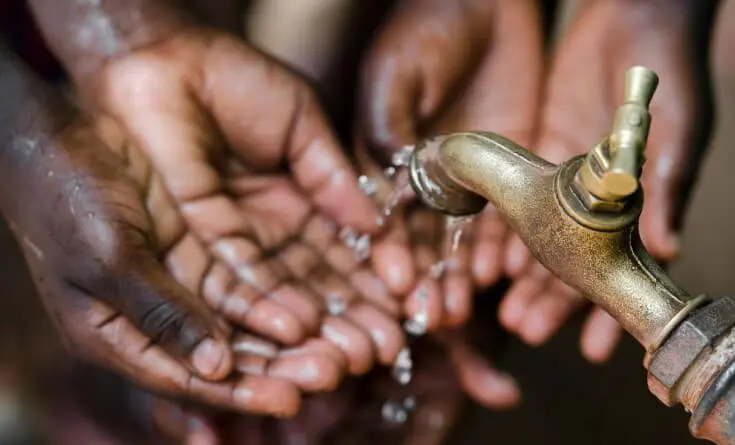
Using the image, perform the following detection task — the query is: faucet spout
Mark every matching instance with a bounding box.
[408,130,705,353]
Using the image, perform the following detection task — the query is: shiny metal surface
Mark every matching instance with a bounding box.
[408,130,705,352]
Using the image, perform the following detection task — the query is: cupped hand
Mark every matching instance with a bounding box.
[499,0,715,363]
[358,0,544,331]
[77,26,408,379]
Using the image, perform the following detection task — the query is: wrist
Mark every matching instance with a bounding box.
[0,47,80,222]
[27,0,196,84]
[0,47,72,150]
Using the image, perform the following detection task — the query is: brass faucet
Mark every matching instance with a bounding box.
[408,67,735,444]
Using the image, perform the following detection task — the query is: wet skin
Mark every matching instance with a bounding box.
[2,14,411,417]
[500,0,718,363]
[81,25,411,388]
[47,326,491,445]
[359,0,719,367]
[358,0,541,408]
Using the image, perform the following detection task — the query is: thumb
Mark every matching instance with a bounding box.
[359,51,421,164]
[639,106,702,262]
[83,253,233,381]
[440,331,521,410]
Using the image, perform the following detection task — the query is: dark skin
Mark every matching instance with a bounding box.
[1,32,408,420]
[28,0,408,371]
[501,0,719,363]
[359,0,719,366]
[44,333,477,445]
[358,0,541,409]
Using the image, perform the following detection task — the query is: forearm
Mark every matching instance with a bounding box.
[0,44,69,153]
[26,0,193,82]
[0,44,73,222]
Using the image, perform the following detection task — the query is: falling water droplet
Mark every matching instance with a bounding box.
[358,175,379,197]
[381,400,409,425]
[403,396,417,411]
[339,227,358,248]
[327,294,347,316]
[391,146,415,167]
[392,347,413,385]
[429,261,446,279]
[404,315,428,336]
[403,285,429,336]
[382,169,414,217]
[354,234,371,263]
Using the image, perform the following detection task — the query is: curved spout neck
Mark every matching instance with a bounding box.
[409,132,705,353]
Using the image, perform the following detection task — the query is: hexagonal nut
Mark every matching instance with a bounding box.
[571,178,626,213]
[647,296,735,406]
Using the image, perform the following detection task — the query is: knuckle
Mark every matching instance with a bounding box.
[136,299,203,356]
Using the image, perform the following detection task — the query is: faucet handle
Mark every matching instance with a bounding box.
[576,66,659,204]
[624,66,658,108]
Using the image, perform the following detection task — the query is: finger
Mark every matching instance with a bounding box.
[85,300,301,417]
[359,41,421,164]
[498,268,547,332]
[405,279,444,334]
[320,315,376,375]
[350,270,401,316]
[504,233,532,278]
[280,337,349,373]
[195,40,380,233]
[471,207,507,288]
[516,281,585,346]
[371,208,417,296]
[581,306,623,364]
[206,238,309,345]
[639,106,695,262]
[442,332,521,409]
[346,302,406,365]
[232,333,343,393]
[81,253,233,381]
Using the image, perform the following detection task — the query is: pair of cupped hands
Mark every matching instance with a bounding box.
[18,0,712,443]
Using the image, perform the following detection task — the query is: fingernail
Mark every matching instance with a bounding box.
[192,339,226,378]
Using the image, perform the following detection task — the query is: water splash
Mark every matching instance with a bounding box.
[403,284,429,336]
[380,395,418,425]
[358,175,379,197]
[391,145,415,167]
[392,347,413,385]
[354,234,372,263]
[339,227,358,248]
[327,293,347,316]
[381,400,409,425]
[339,227,372,263]
[382,170,414,218]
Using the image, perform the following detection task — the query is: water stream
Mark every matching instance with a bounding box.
[343,145,474,425]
